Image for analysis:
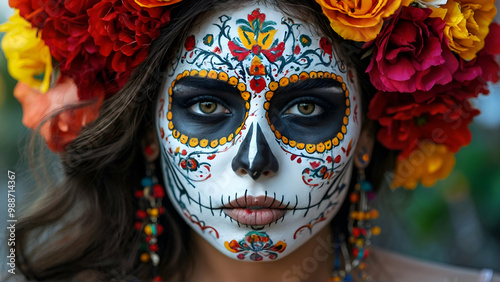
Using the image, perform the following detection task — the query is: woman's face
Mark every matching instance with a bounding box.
[156,4,362,261]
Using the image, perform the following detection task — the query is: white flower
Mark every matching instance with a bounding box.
[415,0,447,8]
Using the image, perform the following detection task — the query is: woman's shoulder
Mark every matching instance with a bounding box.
[367,246,499,282]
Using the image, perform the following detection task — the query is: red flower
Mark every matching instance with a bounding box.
[34,0,106,100]
[249,77,266,93]
[366,6,458,93]
[9,0,49,28]
[476,23,500,84]
[184,35,196,51]
[88,0,170,89]
[319,37,332,55]
[368,91,479,160]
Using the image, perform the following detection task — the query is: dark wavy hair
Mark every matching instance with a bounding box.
[14,0,395,280]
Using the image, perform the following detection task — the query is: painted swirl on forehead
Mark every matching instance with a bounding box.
[169,8,347,88]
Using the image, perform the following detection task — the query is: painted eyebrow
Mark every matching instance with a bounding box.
[274,78,344,95]
[173,76,240,95]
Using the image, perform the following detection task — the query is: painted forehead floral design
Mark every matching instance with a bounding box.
[1,0,499,189]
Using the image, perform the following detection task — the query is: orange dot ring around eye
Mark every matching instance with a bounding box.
[166,69,250,148]
[264,71,351,154]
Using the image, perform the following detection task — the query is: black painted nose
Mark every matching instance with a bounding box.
[231,123,279,180]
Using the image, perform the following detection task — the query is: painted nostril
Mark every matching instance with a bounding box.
[231,123,279,180]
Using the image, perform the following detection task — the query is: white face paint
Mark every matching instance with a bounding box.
[156,5,362,261]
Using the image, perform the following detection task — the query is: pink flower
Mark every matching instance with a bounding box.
[366,6,458,93]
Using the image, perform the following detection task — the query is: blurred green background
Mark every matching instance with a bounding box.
[0,3,499,273]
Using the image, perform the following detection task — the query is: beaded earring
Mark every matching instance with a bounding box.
[330,151,380,281]
[134,144,166,281]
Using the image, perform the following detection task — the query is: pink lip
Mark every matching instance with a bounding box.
[223,195,286,226]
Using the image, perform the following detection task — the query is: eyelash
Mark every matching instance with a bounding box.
[281,97,329,116]
[185,95,231,115]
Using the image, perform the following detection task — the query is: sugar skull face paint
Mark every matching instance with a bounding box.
[156,5,362,261]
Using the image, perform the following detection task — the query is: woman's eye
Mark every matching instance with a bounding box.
[190,101,230,115]
[285,102,323,116]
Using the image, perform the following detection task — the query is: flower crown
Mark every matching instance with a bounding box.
[1,0,498,189]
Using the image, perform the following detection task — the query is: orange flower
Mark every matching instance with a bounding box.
[437,0,497,60]
[391,141,456,189]
[134,0,182,8]
[14,77,104,152]
[315,0,413,42]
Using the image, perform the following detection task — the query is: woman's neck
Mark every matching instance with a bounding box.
[188,226,335,281]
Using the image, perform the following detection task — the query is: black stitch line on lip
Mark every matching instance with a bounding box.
[237,221,241,227]
[219,209,223,216]
[283,200,291,209]
[235,192,238,207]
[264,190,267,202]
[280,195,285,208]
[228,195,234,208]
[269,192,276,208]
[244,189,248,206]
[221,195,224,207]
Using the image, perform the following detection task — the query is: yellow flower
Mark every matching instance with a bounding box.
[0,10,52,93]
[134,0,183,8]
[315,0,413,42]
[438,0,497,60]
[391,141,456,189]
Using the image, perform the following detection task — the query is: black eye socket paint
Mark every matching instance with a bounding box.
[169,76,248,140]
[267,78,348,144]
